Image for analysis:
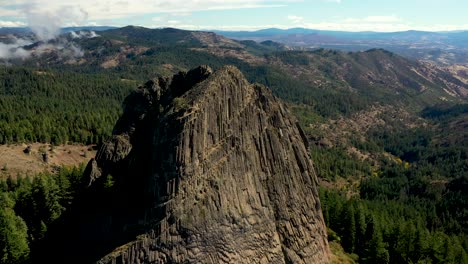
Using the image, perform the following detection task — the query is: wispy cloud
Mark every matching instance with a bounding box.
[0,37,33,59]
[287,15,304,24]
[303,21,412,32]
[363,16,401,23]
[1,1,294,21]
[0,20,26,27]
[151,23,293,31]
[346,15,402,23]
[26,6,88,40]
[0,1,98,61]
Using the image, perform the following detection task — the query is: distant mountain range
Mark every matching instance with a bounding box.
[213,28,468,64]
[4,25,465,102]
[214,27,468,40]
[213,27,468,46]
[2,26,467,64]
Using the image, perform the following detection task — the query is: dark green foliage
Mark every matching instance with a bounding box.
[321,189,468,264]
[370,128,432,162]
[0,28,466,263]
[14,175,64,242]
[317,103,467,263]
[239,40,281,56]
[357,113,467,235]
[340,203,356,253]
[0,47,379,147]
[421,103,468,120]
[273,51,311,65]
[0,67,134,144]
[0,166,85,263]
[99,26,203,47]
[311,147,372,180]
[0,193,29,264]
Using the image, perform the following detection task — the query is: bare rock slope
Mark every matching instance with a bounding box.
[85,65,330,263]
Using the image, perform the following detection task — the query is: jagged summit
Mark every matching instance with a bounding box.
[82,65,330,263]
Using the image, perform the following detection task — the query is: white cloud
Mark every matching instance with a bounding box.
[148,19,468,32]
[69,30,99,39]
[300,21,468,32]
[364,16,401,23]
[344,16,401,24]
[0,44,30,59]
[4,0,294,20]
[303,21,412,32]
[0,7,21,17]
[26,5,88,40]
[1,1,466,33]
[167,20,182,25]
[0,38,33,59]
[0,20,26,27]
[287,15,304,24]
[156,24,292,31]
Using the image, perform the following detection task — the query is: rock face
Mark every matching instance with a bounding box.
[84,65,330,263]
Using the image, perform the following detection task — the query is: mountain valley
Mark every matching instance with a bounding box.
[0,26,467,263]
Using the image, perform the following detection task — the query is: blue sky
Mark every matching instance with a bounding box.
[1,0,468,32]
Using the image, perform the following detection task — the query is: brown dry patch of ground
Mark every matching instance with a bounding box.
[0,143,95,179]
[100,45,149,69]
[311,105,428,193]
[191,47,266,65]
[101,58,119,68]
[444,64,468,97]
[191,32,244,49]
[33,71,54,76]
[190,32,267,65]
[446,64,468,84]
[329,241,357,264]
[310,105,426,163]
[319,177,360,198]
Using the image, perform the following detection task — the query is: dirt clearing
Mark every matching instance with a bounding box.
[0,143,96,179]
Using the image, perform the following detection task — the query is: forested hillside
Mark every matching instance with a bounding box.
[0,67,134,144]
[311,103,468,263]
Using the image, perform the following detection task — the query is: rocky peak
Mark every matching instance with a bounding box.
[82,65,330,263]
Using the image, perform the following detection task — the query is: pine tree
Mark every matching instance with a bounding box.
[0,193,30,264]
[341,202,356,253]
[361,216,389,264]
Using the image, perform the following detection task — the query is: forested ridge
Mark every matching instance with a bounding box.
[0,67,134,144]
[313,104,467,263]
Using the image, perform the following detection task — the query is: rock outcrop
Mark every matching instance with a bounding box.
[83,65,330,263]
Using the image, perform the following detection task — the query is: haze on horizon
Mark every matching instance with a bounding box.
[0,0,467,33]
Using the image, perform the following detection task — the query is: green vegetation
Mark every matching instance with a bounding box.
[0,27,466,263]
[0,193,29,264]
[315,104,468,263]
[0,166,85,263]
[321,189,468,264]
[311,147,372,181]
[1,47,380,147]
[0,67,134,144]
[421,104,468,120]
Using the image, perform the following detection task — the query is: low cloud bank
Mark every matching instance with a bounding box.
[0,3,98,61]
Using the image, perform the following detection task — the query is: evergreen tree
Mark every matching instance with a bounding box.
[361,217,389,264]
[0,193,29,264]
[341,202,356,253]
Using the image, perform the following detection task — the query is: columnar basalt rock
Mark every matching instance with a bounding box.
[84,65,330,263]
